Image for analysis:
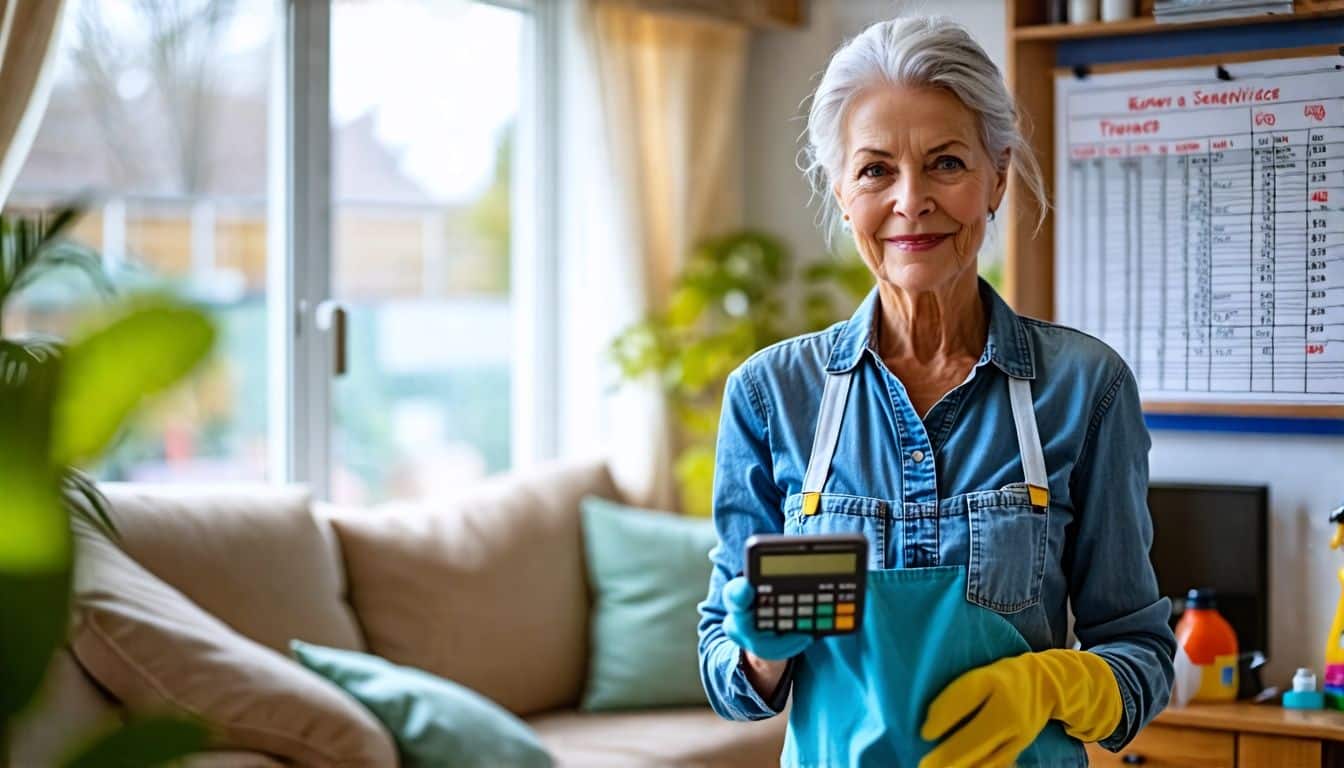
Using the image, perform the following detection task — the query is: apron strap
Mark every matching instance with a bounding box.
[800,371,853,515]
[799,368,1049,516]
[1008,376,1050,510]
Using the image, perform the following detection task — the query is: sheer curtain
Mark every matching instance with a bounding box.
[557,1,749,512]
[0,0,67,209]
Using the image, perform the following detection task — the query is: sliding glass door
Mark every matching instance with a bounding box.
[327,1,533,504]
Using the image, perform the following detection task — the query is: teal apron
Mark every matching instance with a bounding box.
[780,369,1086,768]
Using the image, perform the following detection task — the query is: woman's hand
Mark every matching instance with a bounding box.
[918,649,1123,768]
[720,577,813,696]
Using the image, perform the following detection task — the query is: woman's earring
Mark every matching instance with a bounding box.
[988,209,996,222]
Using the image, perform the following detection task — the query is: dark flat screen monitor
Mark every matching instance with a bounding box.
[1147,482,1269,655]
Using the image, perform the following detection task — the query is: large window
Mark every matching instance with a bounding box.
[7,0,275,483]
[5,0,547,500]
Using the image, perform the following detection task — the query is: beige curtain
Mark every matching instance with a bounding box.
[585,2,749,512]
[0,0,67,210]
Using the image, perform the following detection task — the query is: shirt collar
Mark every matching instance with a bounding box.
[823,277,1036,380]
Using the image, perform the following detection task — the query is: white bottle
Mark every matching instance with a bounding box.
[1294,667,1317,693]
[1069,0,1099,23]
[1101,0,1135,21]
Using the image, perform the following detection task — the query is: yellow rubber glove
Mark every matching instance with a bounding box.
[918,649,1123,768]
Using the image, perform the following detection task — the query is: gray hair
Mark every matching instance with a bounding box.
[801,15,1048,246]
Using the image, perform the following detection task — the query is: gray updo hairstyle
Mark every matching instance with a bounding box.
[801,15,1048,247]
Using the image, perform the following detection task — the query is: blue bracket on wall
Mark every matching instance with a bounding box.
[1063,19,1344,436]
[1143,413,1344,436]
[1056,16,1344,68]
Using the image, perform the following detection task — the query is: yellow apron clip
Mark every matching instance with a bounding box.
[802,491,821,516]
[1028,484,1050,509]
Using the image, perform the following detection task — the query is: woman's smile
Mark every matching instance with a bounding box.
[884,232,954,252]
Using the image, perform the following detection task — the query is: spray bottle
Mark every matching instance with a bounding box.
[1323,502,1344,709]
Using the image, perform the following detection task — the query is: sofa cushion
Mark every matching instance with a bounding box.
[100,483,364,654]
[8,649,119,767]
[526,706,788,768]
[328,459,618,716]
[68,519,398,767]
[579,496,716,711]
[292,640,554,768]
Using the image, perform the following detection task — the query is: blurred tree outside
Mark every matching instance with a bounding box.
[465,122,512,296]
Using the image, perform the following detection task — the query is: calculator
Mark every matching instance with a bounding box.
[744,533,867,636]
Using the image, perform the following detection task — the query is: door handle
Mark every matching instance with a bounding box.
[315,300,348,377]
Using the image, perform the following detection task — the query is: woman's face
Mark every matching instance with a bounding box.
[833,84,1007,295]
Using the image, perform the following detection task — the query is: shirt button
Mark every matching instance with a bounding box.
[911,450,925,463]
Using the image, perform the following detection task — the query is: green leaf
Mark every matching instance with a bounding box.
[61,467,118,540]
[11,241,115,298]
[0,568,71,719]
[52,300,216,466]
[0,340,72,719]
[0,342,66,571]
[1,205,93,313]
[60,716,209,768]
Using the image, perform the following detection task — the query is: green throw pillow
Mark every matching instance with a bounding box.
[579,495,718,711]
[290,640,553,768]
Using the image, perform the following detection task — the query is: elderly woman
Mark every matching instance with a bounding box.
[696,16,1175,768]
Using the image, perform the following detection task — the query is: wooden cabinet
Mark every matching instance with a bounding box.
[1085,703,1344,768]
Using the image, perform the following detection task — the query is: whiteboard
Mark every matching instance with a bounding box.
[1054,55,1344,405]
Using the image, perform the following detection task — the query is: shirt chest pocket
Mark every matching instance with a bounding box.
[964,484,1049,614]
[782,493,887,570]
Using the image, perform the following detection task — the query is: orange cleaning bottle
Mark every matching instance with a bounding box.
[1175,588,1239,702]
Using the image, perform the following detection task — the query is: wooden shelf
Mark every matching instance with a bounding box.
[1013,8,1344,41]
[1157,702,1344,743]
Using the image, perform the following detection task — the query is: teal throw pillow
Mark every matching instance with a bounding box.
[579,495,718,711]
[290,640,552,768]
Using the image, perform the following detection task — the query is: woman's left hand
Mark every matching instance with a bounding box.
[918,648,1124,768]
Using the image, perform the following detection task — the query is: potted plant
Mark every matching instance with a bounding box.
[0,206,215,766]
[609,231,871,517]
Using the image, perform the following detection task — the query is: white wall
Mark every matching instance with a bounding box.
[743,0,1344,688]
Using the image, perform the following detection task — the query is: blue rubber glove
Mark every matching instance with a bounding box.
[721,576,814,661]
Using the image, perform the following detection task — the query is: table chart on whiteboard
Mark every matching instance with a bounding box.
[1054,55,1344,403]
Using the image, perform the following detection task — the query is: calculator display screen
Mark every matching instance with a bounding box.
[759,552,857,576]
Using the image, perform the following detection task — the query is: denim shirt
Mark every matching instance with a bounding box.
[696,279,1176,752]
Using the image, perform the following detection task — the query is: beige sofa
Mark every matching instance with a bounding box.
[9,459,786,767]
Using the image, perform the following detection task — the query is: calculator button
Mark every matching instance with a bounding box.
[818,583,835,591]
[797,606,813,616]
[756,619,774,630]
[778,619,794,630]
[778,595,795,604]
[757,584,773,594]
[836,616,855,631]
[817,594,834,603]
[816,618,834,630]
[837,603,856,615]
[816,604,834,616]
[796,618,814,630]
[839,593,856,602]
[758,608,775,618]
[778,606,794,617]
[839,582,856,591]
[798,594,814,604]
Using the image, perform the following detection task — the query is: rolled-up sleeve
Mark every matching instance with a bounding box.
[697,364,788,721]
[1066,365,1176,751]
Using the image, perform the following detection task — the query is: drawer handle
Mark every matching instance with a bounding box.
[1121,755,1147,765]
